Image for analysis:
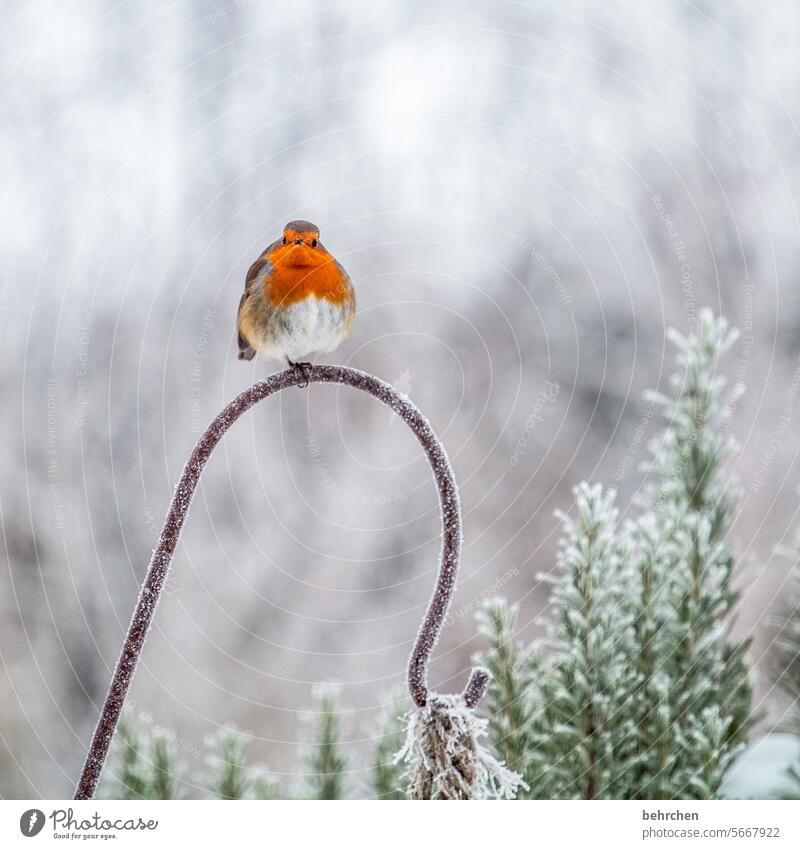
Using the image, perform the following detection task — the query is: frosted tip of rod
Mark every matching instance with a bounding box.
[463,667,491,709]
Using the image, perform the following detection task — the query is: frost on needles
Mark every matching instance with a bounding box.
[478,310,754,800]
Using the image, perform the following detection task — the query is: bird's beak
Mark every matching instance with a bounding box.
[281,240,315,266]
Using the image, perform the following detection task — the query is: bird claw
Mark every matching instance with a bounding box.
[287,358,313,388]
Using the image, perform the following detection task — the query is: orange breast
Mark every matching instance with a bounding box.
[263,245,350,308]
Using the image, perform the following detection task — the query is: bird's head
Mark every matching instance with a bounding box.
[275,220,326,268]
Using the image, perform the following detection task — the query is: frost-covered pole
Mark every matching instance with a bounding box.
[74,364,487,800]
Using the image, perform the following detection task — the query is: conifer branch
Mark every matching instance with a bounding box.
[304,684,348,800]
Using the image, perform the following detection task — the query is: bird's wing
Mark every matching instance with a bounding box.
[335,259,357,327]
[236,239,281,360]
[236,292,256,360]
[242,238,281,298]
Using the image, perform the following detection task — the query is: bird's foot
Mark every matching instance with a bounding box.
[286,357,313,388]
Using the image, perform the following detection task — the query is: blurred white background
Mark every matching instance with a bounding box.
[2,0,800,796]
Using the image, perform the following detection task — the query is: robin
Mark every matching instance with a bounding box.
[236,220,356,384]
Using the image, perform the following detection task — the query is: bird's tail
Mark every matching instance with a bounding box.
[237,331,256,361]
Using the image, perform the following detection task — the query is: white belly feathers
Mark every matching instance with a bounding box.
[257,296,349,360]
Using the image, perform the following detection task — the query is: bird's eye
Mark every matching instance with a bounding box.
[311,238,318,248]
[282,236,287,245]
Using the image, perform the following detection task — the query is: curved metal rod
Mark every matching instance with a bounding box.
[74,365,488,800]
